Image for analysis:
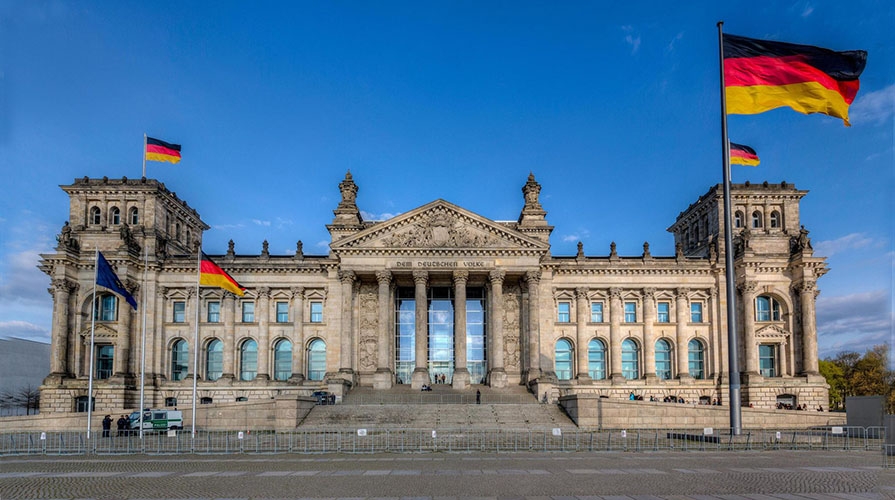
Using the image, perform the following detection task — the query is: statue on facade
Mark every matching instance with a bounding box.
[642,241,651,258]
[338,171,358,207]
[56,221,79,251]
[791,225,813,253]
[295,240,304,259]
[609,241,618,259]
[119,222,140,253]
[576,241,584,259]
[261,240,270,258]
[226,239,235,257]
[522,172,542,210]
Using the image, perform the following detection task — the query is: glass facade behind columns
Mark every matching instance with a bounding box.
[466,287,487,385]
[428,287,454,383]
[395,288,415,385]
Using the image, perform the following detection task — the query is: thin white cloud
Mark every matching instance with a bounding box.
[315,240,330,249]
[0,248,52,307]
[813,232,876,257]
[801,3,814,17]
[665,32,684,53]
[0,321,50,343]
[817,290,894,358]
[212,223,245,231]
[621,25,641,55]
[850,83,895,126]
[561,235,580,243]
[252,219,271,227]
[361,210,400,221]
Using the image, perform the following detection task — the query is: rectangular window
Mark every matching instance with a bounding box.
[657,302,670,323]
[759,344,777,377]
[557,301,571,323]
[242,302,255,323]
[310,301,323,323]
[590,302,603,323]
[276,302,289,323]
[207,301,220,323]
[624,302,637,323]
[95,345,114,379]
[173,301,185,323]
[691,302,703,323]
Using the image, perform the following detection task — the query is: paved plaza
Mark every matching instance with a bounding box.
[0,450,893,500]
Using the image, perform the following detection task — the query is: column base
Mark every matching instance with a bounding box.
[575,373,592,385]
[488,368,507,389]
[411,368,430,390]
[677,374,694,383]
[610,373,627,384]
[337,368,355,387]
[643,373,658,383]
[741,371,763,384]
[373,368,394,390]
[288,374,305,384]
[523,368,542,386]
[451,368,471,390]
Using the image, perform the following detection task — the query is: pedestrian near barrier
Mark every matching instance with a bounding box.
[101,415,112,438]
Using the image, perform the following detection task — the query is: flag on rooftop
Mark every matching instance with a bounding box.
[730,142,760,166]
[723,34,867,126]
[145,136,182,164]
[96,251,138,310]
[199,253,246,296]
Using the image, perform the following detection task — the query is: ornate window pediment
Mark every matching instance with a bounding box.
[754,324,790,344]
[80,323,118,341]
[331,201,549,251]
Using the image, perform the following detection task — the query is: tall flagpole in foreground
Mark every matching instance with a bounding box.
[142,133,147,178]
[191,245,202,439]
[717,21,742,434]
[86,250,100,439]
[138,244,149,439]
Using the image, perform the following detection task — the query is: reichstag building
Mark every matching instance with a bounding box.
[39,173,829,413]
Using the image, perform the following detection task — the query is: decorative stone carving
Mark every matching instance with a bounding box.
[609,287,622,300]
[338,171,358,208]
[339,270,356,285]
[790,225,813,254]
[376,270,392,285]
[227,240,235,257]
[489,269,506,285]
[56,221,79,251]
[522,172,542,210]
[256,286,271,298]
[676,287,690,299]
[261,240,269,258]
[358,283,378,372]
[295,240,303,259]
[642,241,651,259]
[503,284,521,371]
[382,210,499,248]
[642,287,656,300]
[290,286,305,298]
[524,270,541,286]
[576,241,584,259]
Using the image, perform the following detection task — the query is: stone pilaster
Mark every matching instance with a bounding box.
[256,287,271,381]
[642,288,657,381]
[609,287,624,382]
[575,287,591,383]
[338,270,356,379]
[221,292,236,380]
[452,270,470,390]
[488,269,507,388]
[798,281,820,376]
[374,270,394,389]
[411,270,429,389]
[290,287,305,382]
[740,282,759,376]
[524,270,541,382]
[675,288,692,380]
[49,278,76,377]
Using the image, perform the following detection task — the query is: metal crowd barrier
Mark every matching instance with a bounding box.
[0,426,884,456]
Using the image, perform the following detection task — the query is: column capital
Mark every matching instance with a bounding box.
[794,281,817,294]
[376,269,393,285]
[156,285,168,298]
[489,269,506,285]
[339,270,356,284]
[642,287,656,300]
[412,270,428,286]
[524,269,541,285]
[256,286,271,299]
[609,287,623,300]
[51,278,77,295]
[290,286,305,298]
[675,287,690,299]
[738,282,758,296]
[575,287,589,300]
[452,269,469,285]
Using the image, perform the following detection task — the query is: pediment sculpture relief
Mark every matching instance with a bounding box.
[381,211,500,248]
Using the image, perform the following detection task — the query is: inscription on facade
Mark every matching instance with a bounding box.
[391,260,492,269]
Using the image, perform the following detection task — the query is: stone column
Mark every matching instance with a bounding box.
[411,270,429,389]
[642,288,657,380]
[339,270,356,377]
[489,269,507,388]
[675,288,692,380]
[114,284,133,377]
[609,287,624,382]
[452,270,470,389]
[153,287,166,379]
[525,270,542,382]
[49,278,75,376]
[221,292,236,380]
[740,282,759,375]
[290,287,305,382]
[256,287,271,381]
[374,270,394,389]
[798,281,819,375]
[575,287,591,383]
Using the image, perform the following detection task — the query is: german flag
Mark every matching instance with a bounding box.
[145,137,182,163]
[199,254,245,296]
[730,142,760,167]
[724,34,867,126]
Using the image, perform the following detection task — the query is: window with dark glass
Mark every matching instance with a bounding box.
[690,302,703,323]
[622,339,639,379]
[95,295,117,322]
[427,287,454,384]
[308,339,326,381]
[770,210,780,228]
[756,296,781,321]
[129,207,139,225]
[173,301,185,323]
[752,211,763,228]
[164,397,177,407]
[587,338,606,380]
[624,302,637,323]
[206,339,223,381]
[466,287,487,385]
[171,339,188,381]
[555,339,573,381]
[75,396,94,413]
[310,301,323,323]
[590,302,604,323]
[688,339,705,379]
[240,339,258,381]
[274,339,292,381]
[395,287,415,385]
[90,206,101,225]
[95,345,114,379]
[110,206,121,225]
[759,344,777,377]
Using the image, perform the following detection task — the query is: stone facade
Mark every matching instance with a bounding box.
[38,174,829,414]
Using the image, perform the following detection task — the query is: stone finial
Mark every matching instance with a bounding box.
[338,170,358,209]
[332,171,362,226]
[226,240,235,258]
[261,240,270,258]
[576,241,584,259]
[642,241,651,259]
[609,242,618,259]
[675,241,684,260]
[522,172,542,210]
[295,240,304,259]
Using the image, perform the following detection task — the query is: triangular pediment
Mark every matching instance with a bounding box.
[80,323,118,340]
[755,324,790,339]
[332,200,548,252]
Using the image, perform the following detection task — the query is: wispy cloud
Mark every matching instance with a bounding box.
[817,290,893,358]
[812,232,876,257]
[0,321,50,343]
[665,32,684,54]
[252,219,271,227]
[621,25,641,55]
[801,2,814,17]
[212,223,245,231]
[361,211,400,222]
[850,83,895,126]
[316,240,331,249]
[0,248,52,307]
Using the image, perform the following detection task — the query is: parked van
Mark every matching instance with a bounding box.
[129,409,184,431]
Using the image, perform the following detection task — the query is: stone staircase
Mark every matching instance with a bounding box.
[297,385,577,430]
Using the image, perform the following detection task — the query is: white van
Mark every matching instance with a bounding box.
[129,409,184,431]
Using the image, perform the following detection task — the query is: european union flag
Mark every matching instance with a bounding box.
[97,252,138,310]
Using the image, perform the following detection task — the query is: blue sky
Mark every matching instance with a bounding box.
[0,1,892,360]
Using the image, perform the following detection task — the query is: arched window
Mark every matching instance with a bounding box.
[655,339,672,380]
[171,339,189,381]
[688,339,705,379]
[274,339,292,381]
[129,207,139,225]
[307,339,326,381]
[622,339,639,380]
[756,296,781,321]
[90,206,102,225]
[752,211,763,228]
[110,207,121,225]
[94,294,117,322]
[587,339,606,380]
[206,339,223,381]
[770,210,780,228]
[734,211,743,228]
[240,339,258,381]
[554,339,573,381]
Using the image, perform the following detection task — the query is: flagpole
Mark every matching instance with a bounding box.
[718,21,742,435]
[142,134,147,178]
[191,245,201,440]
[86,250,99,440]
[138,244,149,439]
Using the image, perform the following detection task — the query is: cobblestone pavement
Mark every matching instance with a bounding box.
[0,450,892,500]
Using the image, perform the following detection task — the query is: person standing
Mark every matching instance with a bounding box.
[101,415,112,438]
[116,415,128,436]
[475,390,481,404]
